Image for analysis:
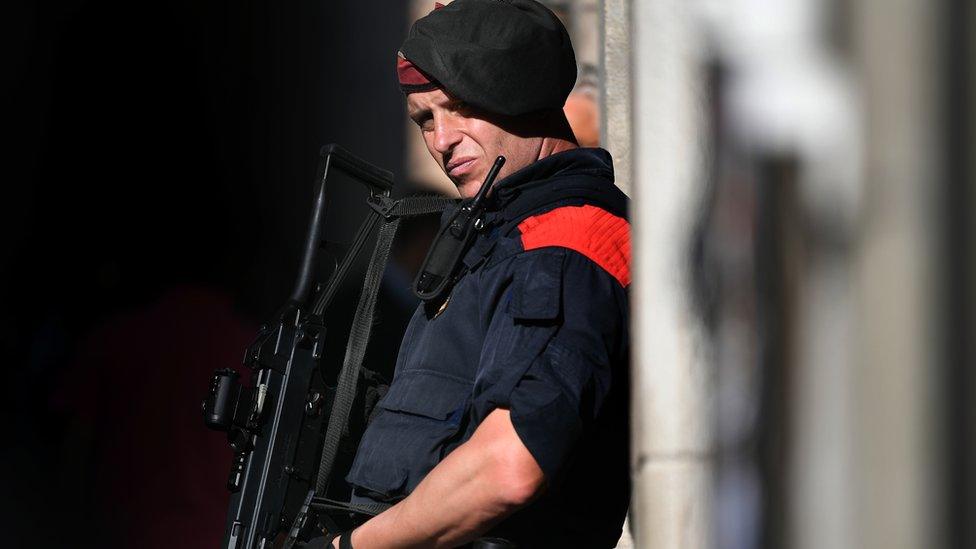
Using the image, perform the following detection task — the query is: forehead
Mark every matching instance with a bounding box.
[406,88,453,113]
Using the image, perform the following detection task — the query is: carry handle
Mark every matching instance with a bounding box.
[320,144,394,191]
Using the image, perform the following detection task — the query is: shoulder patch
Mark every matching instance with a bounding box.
[518,204,631,287]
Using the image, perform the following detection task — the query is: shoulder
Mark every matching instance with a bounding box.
[516,204,631,288]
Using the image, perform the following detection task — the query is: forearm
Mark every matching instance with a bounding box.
[347,408,544,548]
[351,439,511,547]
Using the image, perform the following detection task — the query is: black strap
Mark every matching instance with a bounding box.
[310,495,392,516]
[390,195,457,217]
[313,195,454,499]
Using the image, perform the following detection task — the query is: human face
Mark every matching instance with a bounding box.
[407,88,543,199]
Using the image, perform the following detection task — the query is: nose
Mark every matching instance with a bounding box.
[432,115,463,155]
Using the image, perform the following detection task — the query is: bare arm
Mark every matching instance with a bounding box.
[336,408,545,548]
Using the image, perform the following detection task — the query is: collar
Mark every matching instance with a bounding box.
[487,147,615,211]
[460,148,624,272]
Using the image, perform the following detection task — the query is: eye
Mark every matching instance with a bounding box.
[410,111,432,131]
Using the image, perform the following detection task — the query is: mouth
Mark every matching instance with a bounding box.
[446,156,478,178]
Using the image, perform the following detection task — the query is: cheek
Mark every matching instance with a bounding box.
[494,135,520,164]
[465,120,498,152]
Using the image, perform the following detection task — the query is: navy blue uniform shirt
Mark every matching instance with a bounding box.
[347,148,631,547]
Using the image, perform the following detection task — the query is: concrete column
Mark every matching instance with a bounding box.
[850,1,944,548]
[601,0,633,196]
[599,5,636,545]
[623,1,713,547]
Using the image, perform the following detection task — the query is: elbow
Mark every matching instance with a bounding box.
[471,407,547,511]
[487,444,547,509]
[498,475,544,509]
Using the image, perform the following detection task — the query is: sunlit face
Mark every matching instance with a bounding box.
[407,88,543,199]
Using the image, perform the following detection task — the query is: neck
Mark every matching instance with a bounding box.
[535,109,580,160]
[537,137,579,161]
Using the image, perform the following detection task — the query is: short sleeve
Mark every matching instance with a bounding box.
[471,248,628,481]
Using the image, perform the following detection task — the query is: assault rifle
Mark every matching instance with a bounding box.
[202,144,453,548]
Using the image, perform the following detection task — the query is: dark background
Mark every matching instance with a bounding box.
[2,1,414,546]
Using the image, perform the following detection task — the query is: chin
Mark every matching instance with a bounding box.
[456,184,476,199]
[453,177,479,199]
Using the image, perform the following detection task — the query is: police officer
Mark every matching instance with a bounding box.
[335,1,631,546]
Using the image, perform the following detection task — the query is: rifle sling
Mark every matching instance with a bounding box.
[313,195,456,504]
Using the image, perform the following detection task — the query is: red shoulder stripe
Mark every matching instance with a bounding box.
[518,204,631,287]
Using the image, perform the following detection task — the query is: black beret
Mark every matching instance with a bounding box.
[398,0,577,116]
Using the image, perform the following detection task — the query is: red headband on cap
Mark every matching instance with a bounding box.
[397,53,440,93]
[396,2,445,93]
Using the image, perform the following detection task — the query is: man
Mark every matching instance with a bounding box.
[335,1,631,546]
[564,65,602,148]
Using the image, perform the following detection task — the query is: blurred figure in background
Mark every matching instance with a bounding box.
[564,64,602,148]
